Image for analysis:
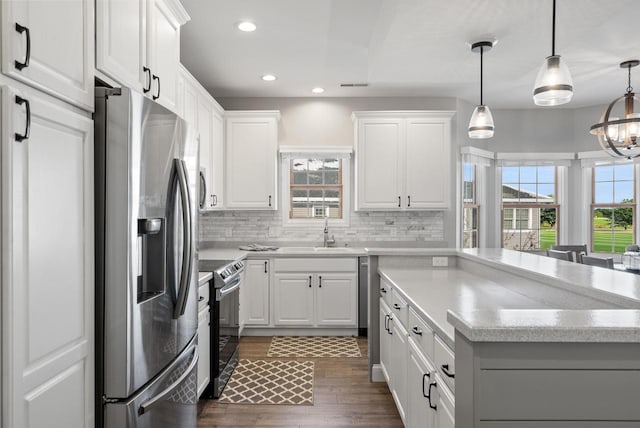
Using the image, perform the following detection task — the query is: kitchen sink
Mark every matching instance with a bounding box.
[314,247,355,253]
[277,246,355,253]
[278,247,317,252]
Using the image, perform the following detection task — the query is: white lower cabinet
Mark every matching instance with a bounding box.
[380,288,454,428]
[242,259,271,325]
[407,339,436,428]
[1,84,94,428]
[197,305,210,397]
[260,258,358,330]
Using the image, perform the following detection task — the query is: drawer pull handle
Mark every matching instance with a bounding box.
[412,326,423,336]
[264,261,268,273]
[422,372,431,398]
[14,23,31,70]
[198,296,205,302]
[152,74,160,100]
[428,382,438,410]
[441,364,455,378]
[143,67,151,93]
[14,95,30,142]
[384,314,389,332]
[380,287,387,294]
[393,303,401,311]
[319,275,322,288]
[398,196,401,207]
[387,315,393,335]
[308,275,312,287]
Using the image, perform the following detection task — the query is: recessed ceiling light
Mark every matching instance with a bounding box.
[261,74,277,81]
[312,87,325,94]
[237,21,256,32]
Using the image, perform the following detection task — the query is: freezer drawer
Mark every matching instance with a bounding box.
[104,336,198,428]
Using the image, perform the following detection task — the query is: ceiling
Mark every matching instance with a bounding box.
[180,0,640,109]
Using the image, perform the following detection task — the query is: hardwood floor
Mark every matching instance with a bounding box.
[197,336,403,428]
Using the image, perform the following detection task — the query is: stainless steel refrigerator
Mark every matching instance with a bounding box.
[95,87,199,428]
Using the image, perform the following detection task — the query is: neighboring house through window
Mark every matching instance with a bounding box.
[501,164,558,251]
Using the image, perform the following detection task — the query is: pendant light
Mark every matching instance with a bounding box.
[468,41,494,139]
[533,0,573,106]
[590,60,640,159]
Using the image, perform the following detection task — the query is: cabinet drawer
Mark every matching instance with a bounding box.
[390,288,408,328]
[435,335,455,392]
[198,283,210,311]
[408,307,434,360]
[379,277,393,306]
[274,258,357,272]
[435,373,455,428]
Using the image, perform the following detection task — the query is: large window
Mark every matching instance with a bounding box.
[462,163,479,248]
[591,163,635,253]
[501,165,558,251]
[289,158,343,219]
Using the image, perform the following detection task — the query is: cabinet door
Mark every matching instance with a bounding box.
[315,273,357,327]
[405,118,450,209]
[197,306,210,397]
[379,299,392,382]
[1,86,94,428]
[407,339,436,428]
[225,116,278,209]
[435,375,455,428]
[96,0,146,92]
[273,273,314,326]
[242,260,270,325]
[356,119,403,210]
[209,109,225,208]
[1,0,94,110]
[389,315,408,425]
[146,0,180,112]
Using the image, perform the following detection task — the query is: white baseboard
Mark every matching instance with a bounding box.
[371,364,386,382]
[242,327,359,337]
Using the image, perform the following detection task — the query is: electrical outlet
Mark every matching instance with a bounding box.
[432,257,448,267]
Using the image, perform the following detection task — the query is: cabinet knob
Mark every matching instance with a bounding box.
[14,23,31,71]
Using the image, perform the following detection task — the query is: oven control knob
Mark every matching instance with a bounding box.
[220,272,227,279]
[234,262,243,270]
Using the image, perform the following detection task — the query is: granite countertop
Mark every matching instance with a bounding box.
[378,248,640,344]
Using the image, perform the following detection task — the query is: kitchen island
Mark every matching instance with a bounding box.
[369,248,640,427]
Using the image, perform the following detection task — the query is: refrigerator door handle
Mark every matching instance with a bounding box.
[173,159,193,319]
[138,344,199,415]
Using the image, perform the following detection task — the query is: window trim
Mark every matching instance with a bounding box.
[462,163,479,248]
[281,157,351,227]
[289,159,344,220]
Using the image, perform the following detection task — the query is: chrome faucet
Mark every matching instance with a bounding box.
[323,217,336,247]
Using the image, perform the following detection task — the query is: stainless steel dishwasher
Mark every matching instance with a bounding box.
[358,257,368,336]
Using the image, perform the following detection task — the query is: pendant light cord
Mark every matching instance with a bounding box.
[628,64,633,93]
[551,0,556,56]
[480,46,484,105]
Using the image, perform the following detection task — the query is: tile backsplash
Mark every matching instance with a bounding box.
[199,210,444,244]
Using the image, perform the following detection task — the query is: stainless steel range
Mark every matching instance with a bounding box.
[202,258,245,398]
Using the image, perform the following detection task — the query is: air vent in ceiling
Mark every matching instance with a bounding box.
[340,83,369,87]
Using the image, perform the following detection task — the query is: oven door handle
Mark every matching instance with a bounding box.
[217,277,240,299]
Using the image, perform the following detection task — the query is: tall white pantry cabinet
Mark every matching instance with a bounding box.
[1,1,95,427]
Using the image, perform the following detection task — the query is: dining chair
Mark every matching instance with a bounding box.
[579,254,614,269]
[551,244,588,258]
[546,249,574,262]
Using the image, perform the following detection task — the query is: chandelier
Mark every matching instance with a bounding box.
[590,60,640,159]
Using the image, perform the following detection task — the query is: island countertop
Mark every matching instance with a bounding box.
[377,248,640,345]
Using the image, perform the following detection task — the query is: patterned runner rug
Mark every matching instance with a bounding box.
[218,359,314,405]
[267,336,362,358]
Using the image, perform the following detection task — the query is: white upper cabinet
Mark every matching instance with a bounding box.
[353,111,454,210]
[177,64,225,210]
[225,111,280,210]
[1,0,94,110]
[1,84,94,428]
[96,0,147,92]
[96,0,189,112]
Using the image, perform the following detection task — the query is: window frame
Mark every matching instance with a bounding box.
[500,165,560,251]
[590,162,636,253]
[281,156,351,227]
[462,163,480,248]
